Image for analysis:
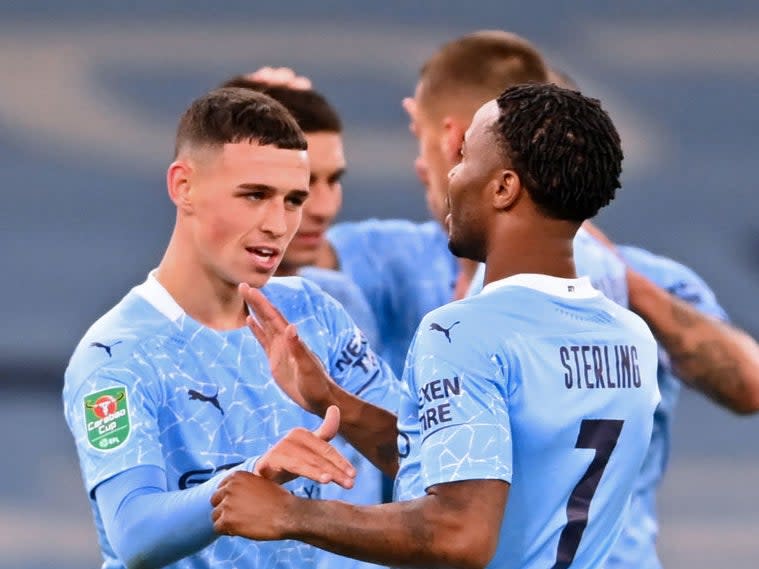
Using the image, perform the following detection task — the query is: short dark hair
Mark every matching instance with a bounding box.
[219,76,342,134]
[494,83,623,221]
[174,87,307,157]
[419,30,549,115]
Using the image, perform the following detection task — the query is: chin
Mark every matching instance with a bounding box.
[448,237,485,263]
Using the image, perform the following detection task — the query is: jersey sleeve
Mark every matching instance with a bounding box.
[619,246,728,321]
[302,278,399,412]
[63,353,166,495]
[405,309,513,490]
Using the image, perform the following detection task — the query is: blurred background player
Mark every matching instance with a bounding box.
[63,87,397,569]
[212,84,660,569]
[219,74,387,569]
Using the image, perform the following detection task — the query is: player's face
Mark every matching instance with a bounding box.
[406,83,450,227]
[188,141,310,288]
[446,101,501,262]
[281,132,345,272]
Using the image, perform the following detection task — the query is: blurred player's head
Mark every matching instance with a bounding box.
[221,76,345,275]
[168,87,309,288]
[406,30,549,226]
[447,83,623,262]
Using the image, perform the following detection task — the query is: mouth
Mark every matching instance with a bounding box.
[244,245,281,272]
[292,230,324,247]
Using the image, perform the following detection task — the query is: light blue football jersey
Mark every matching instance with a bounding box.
[467,227,629,307]
[63,273,397,569]
[395,274,660,569]
[328,219,459,376]
[605,246,728,569]
[297,266,387,569]
[299,266,380,349]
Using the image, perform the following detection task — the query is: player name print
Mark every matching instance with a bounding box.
[560,344,642,390]
[83,386,130,450]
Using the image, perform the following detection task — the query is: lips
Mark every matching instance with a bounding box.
[292,230,324,247]
[244,245,281,272]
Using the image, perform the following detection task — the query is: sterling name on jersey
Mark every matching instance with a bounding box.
[63,273,396,569]
[395,274,660,569]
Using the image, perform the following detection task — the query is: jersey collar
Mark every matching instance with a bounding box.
[481,273,600,299]
[133,270,185,322]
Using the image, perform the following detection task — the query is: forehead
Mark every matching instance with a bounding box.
[205,141,309,188]
[304,132,345,166]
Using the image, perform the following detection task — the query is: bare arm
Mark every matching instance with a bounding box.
[627,268,759,414]
[212,473,507,569]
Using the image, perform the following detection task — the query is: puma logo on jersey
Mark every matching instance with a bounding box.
[188,388,224,415]
[429,321,460,343]
[89,341,123,357]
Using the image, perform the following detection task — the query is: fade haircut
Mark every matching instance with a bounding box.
[418,30,549,117]
[494,83,623,222]
[220,76,342,134]
[174,87,307,157]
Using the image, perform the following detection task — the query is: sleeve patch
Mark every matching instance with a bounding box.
[83,386,131,451]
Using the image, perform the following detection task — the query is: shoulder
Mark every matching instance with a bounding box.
[619,245,724,314]
[64,288,172,400]
[328,218,443,248]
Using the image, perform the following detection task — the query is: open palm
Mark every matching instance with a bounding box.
[240,283,333,416]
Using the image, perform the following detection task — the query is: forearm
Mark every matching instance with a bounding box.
[99,460,254,568]
[325,383,400,478]
[285,495,490,569]
[628,269,759,414]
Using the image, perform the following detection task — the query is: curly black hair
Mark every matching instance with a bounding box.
[174,87,307,157]
[494,83,623,221]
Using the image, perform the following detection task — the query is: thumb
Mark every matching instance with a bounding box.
[313,405,340,441]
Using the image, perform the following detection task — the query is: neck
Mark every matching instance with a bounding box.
[484,216,579,286]
[453,258,479,300]
[155,225,248,330]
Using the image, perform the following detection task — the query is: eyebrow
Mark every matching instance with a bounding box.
[238,183,309,195]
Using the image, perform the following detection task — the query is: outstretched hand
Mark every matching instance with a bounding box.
[253,405,355,488]
[240,282,335,416]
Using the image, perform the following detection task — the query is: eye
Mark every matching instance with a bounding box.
[245,191,266,201]
[286,195,307,207]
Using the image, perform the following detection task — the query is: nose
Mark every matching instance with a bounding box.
[259,199,288,238]
[448,163,460,181]
[414,156,430,187]
[305,181,339,223]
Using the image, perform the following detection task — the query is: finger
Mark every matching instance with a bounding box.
[313,405,340,442]
[240,283,290,331]
[246,314,271,348]
[292,432,357,480]
[285,324,327,369]
[210,488,224,507]
[290,76,313,90]
[211,502,222,520]
[282,450,356,488]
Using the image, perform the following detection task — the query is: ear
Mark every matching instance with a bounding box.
[492,169,522,211]
[166,159,194,214]
[441,116,467,165]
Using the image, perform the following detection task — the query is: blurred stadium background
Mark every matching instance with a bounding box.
[0,1,757,568]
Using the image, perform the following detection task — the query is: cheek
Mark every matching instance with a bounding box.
[196,199,246,248]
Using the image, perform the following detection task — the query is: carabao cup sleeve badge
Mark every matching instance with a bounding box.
[83,386,131,451]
